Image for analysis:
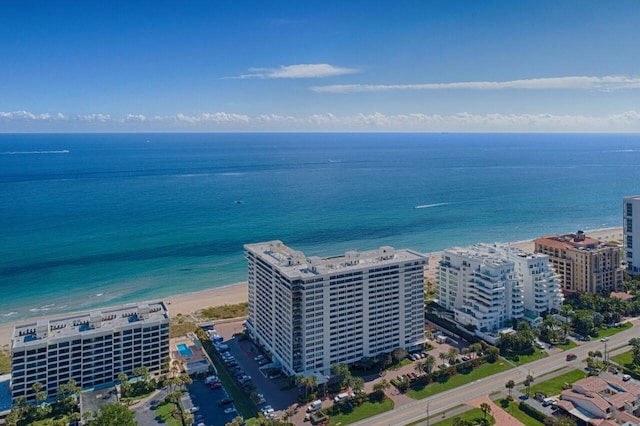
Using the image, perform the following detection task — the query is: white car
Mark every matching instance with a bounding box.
[623,374,632,381]
[601,337,609,342]
[224,406,237,414]
[260,405,273,413]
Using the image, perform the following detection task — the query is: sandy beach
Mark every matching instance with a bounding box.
[0,227,623,349]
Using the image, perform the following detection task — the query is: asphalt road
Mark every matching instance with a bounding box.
[351,324,638,426]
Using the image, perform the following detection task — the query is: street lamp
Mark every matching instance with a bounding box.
[426,402,430,426]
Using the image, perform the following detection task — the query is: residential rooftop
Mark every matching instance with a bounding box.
[534,230,612,251]
[12,301,169,349]
[244,240,426,279]
[442,244,514,268]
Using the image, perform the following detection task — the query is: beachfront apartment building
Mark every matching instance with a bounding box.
[624,195,640,273]
[10,301,169,402]
[244,241,427,377]
[534,231,623,294]
[437,244,524,338]
[495,245,564,321]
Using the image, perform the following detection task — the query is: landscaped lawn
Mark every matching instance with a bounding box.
[611,350,638,374]
[509,349,548,366]
[612,350,633,367]
[554,340,577,350]
[596,322,633,338]
[407,361,512,399]
[528,369,587,397]
[327,398,394,426]
[498,398,545,426]
[430,407,495,426]
[155,402,182,426]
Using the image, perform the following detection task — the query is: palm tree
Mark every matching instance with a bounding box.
[351,376,365,395]
[469,343,482,358]
[629,337,640,348]
[480,402,492,421]
[414,360,426,376]
[505,379,515,397]
[438,352,448,368]
[373,378,390,395]
[423,355,436,374]
[524,373,535,397]
[447,347,459,364]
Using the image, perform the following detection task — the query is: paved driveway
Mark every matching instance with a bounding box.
[189,379,241,426]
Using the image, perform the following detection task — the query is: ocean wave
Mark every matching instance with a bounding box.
[1,150,70,155]
[2,311,18,317]
[602,149,638,153]
[414,202,450,209]
[29,303,56,313]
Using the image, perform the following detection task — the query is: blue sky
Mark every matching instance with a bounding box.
[2,1,640,132]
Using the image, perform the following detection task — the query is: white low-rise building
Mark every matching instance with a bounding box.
[244,241,427,377]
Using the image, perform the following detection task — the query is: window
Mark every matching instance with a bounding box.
[628,236,633,249]
[627,203,633,217]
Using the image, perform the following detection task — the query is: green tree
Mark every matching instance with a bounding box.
[480,402,492,420]
[351,376,365,394]
[524,373,535,397]
[391,347,408,363]
[423,355,436,374]
[118,373,131,398]
[446,347,459,364]
[88,403,137,426]
[505,379,515,397]
[438,352,448,367]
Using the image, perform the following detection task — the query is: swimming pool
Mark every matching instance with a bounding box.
[177,343,193,357]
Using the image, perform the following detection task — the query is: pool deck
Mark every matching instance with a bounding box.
[170,334,211,375]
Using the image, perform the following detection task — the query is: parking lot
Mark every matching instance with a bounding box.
[188,380,240,426]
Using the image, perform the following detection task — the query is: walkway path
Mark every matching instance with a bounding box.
[467,395,524,426]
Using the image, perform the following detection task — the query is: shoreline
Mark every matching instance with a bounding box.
[0,227,623,348]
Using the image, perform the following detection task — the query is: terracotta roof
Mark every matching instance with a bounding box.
[608,391,635,408]
[615,411,640,424]
[574,376,609,393]
[605,376,640,395]
[610,292,634,301]
[561,389,611,412]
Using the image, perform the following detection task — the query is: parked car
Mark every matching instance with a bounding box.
[224,406,237,414]
[210,382,222,390]
[601,337,609,342]
[623,374,632,381]
[218,397,234,406]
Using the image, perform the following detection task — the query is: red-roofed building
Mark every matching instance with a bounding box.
[555,376,640,425]
[534,231,623,294]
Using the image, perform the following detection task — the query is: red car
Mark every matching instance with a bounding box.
[210,382,222,389]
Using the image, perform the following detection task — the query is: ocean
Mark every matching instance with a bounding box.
[1,133,639,323]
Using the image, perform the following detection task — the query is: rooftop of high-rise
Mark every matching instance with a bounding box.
[12,301,169,349]
[245,240,426,279]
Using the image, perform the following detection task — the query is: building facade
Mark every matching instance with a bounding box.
[10,301,170,402]
[534,231,623,294]
[437,244,524,335]
[244,241,427,377]
[494,245,564,320]
[624,196,640,273]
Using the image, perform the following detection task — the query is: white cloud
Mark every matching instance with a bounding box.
[2,109,640,132]
[233,63,358,79]
[311,75,640,93]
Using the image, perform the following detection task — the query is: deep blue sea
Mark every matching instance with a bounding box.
[1,133,639,323]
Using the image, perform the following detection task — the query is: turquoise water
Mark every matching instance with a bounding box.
[177,343,193,357]
[1,133,639,323]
